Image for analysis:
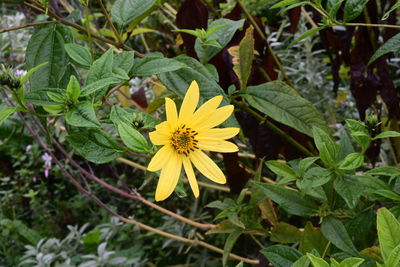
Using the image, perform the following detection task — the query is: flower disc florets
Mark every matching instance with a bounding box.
[171,124,198,155]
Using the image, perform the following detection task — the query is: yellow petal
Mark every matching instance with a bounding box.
[179,81,199,123]
[197,128,240,140]
[147,145,173,172]
[189,95,223,128]
[195,105,234,131]
[182,155,199,198]
[149,131,170,145]
[198,140,239,153]
[155,152,182,201]
[190,150,226,184]
[165,97,178,128]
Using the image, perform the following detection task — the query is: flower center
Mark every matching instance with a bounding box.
[171,125,198,155]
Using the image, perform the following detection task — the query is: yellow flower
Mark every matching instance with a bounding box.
[147,80,239,201]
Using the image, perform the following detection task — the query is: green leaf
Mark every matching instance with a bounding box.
[271,0,300,9]
[111,0,157,26]
[130,57,185,76]
[81,77,122,97]
[158,56,238,127]
[270,222,302,243]
[25,88,66,106]
[338,152,364,170]
[368,32,400,65]
[117,122,149,153]
[20,62,48,85]
[321,216,359,256]
[66,101,100,128]
[66,75,80,103]
[299,222,329,255]
[291,255,311,267]
[327,0,345,19]
[338,257,364,267]
[86,48,114,86]
[365,166,400,177]
[386,244,400,267]
[343,0,369,22]
[110,105,159,129]
[254,182,318,216]
[290,27,325,46]
[223,229,243,266]
[64,43,92,68]
[306,253,329,267]
[372,131,400,140]
[266,160,298,184]
[338,129,355,161]
[194,18,245,62]
[67,128,123,164]
[377,207,400,261]
[244,81,330,137]
[0,219,42,245]
[260,245,303,267]
[374,189,400,201]
[312,127,338,167]
[113,51,135,74]
[298,157,320,175]
[26,24,72,90]
[83,229,101,251]
[382,0,400,20]
[0,106,17,126]
[228,26,254,88]
[334,175,364,209]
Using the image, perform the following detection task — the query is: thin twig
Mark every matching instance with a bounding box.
[97,0,123,44]
[0,20,57,33]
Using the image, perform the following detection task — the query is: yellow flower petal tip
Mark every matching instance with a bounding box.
[148,80,239,201]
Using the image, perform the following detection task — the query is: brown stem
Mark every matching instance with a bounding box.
[97,0,123,44]
[0,20,57,33]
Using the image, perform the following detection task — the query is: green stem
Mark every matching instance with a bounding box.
[232,99,315,157]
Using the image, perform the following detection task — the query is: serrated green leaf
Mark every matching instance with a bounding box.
[113,51,135,73]
[86,48,114,86]
[321,216,359,256]
[26,24,72,90]
[374,189,400,201]
[377,207,400,262]
[261,245,303,267]
[117,122,149,153]
[343,0,369,22]
[266,160,298,184]
[130,57,185,76]
[372,131,400,140]
[81,77,122,97]
[244,81,330,137]
[312,127,338,167]
[0,106,17,126]
[291,255,311,267]
[334,175,363,209]
[194,18,245,62]
[367,34,400,65]
[66,75,80,103]
[25,88,66,106]
[306,253,329,267]
[271,0,300,9]
[111,0,157,26]
[387,244,400,267]
[66,101,100,128]
[67,128,123,163]
[20,62,48,85]
[365,166,400,177]
[254,182,318,216]
[65,43,92,68]
[338,152,364,170]
[298,157,319,175]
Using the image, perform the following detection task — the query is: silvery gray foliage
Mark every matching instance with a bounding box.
[18,219,144,267]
